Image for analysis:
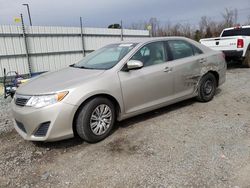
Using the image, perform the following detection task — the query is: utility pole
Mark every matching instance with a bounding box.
[80,17,85,57]
[120,20,124,41]
[22,4,32,26]
[21,14,31,76]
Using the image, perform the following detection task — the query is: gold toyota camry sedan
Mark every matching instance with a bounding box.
[11,37,226,143]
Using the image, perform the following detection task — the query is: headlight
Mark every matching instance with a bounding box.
[25,91,68,108]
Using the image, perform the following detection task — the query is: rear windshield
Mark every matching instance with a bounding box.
[221,28,250,37]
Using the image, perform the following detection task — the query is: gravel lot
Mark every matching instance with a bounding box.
[1,62,250,188]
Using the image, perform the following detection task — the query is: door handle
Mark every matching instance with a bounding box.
[199,58,206,63]
[164,67,173,72]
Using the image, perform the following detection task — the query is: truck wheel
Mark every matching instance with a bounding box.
[196,73,217,102]
[243,49,250,68]
[76,97,115,143]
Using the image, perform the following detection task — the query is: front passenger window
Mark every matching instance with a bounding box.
[131,42,167,67]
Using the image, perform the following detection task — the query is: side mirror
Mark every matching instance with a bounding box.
[126,60,143,70]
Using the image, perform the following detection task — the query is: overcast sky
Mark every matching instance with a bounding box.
[0,0,250,28]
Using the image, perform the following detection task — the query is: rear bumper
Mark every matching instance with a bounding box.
[223,50,243,58]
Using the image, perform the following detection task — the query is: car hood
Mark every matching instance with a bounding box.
[17,67,105,95]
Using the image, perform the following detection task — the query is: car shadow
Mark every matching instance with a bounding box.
[33,136,84,149]
[227,60,248,69]
[35,90,223,149]
[116,98,196,129]
[35,98,197,149]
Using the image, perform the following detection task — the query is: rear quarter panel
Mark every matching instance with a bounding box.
[201,51,226,86]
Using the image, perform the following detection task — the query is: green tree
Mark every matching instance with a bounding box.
[194,30,202,41]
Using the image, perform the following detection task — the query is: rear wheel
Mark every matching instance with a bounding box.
[76,97,115,143]
[242,49,250,68]
[196,73,217,102]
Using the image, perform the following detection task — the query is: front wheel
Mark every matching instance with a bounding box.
[76,97,115,143]
[196,73,217,102]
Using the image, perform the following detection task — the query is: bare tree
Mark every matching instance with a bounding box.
[149,17,160,37]
[246,15,250,25]
[179,23,193,38]
[130,17,160,37]
[163,21,173,36]
[129,21,148,30]
[199,16,222,38]
[128,8,244,40]
[199,16,209,37]
[221,8,238,28]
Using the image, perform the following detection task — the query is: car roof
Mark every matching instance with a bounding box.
[111,36,212,53]
[120,36,190,44]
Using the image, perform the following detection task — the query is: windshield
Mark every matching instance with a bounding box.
[72,43,137,70]
[221,28,250,37]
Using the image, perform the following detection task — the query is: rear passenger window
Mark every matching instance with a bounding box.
[192,45,203,55]
[168,40,202,60]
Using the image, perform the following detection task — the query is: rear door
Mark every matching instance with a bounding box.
[166,40,204,98]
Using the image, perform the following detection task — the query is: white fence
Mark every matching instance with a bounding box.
[0,25,149,78]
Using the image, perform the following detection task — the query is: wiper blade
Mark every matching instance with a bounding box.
[70,63,106,70]
[70,64,95,69]
[79,66,89,69]
[69,64,86,68]
[78,66,95,69]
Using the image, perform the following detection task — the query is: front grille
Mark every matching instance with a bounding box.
[34,122,50,137]
[15,95,30,106]
[16,120,27,133]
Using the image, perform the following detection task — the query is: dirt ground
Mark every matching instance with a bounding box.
[0,62,250,188]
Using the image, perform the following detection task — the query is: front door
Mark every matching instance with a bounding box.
[118,41,174,114]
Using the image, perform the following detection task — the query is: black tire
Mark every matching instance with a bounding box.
[242,48,250,68]
[196,73,217,102]
[76,97,115,143]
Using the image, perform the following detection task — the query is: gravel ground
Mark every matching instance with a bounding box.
[0,62,250,188]
[0,84,12,134]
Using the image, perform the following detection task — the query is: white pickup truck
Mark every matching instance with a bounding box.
[200,25,250,67]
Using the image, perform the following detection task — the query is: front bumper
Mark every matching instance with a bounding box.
[11,100,78,141]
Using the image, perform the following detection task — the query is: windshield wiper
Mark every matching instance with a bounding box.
[70,63,107,70]
[79,66,96,69]
[69,64,96,69]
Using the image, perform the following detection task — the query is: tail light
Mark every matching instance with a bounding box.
[237,39,244,48]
